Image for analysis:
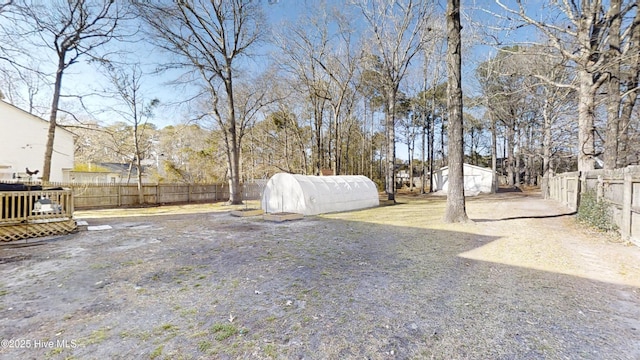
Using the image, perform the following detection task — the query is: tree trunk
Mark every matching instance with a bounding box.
[421,120,426,194]
[515,150,521,187]
[506,113,515,186]
[490,113,498,193]
[429,63,438,193]
[225,73,242,205]
[577,69,597,171]
[618,86,637,167]
[440,115,446,167]
[541,97,552,198]
[515,127,521,187]
[444,0,468,223]
[408,136,413,191]
[386,88,397,201]
[526,124,534,186]
[334,112,341,175]
[283,120,290,171]
[429,112,435,192]
[313,100,323,175]
[42,55,66,183]
[604,0,622,170]
[617,2,640,168]
[133,125,145,205]
[361,103,366,176]
[370,100,374,179]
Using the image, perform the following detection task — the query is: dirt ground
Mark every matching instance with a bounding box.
[1,190,640,360]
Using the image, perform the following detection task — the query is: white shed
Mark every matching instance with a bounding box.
[261,173,380,216]
[432,163,494,195]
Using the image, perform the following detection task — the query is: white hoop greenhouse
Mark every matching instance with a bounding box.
[261,173,380,216]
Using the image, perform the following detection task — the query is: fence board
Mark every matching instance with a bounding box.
[549,166,640,246]
[0,182,265,210]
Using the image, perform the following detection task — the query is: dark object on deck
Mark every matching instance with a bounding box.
[0,183,43,191]
[26,168,39,176]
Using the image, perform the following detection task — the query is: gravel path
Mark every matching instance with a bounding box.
[1,191,639,359]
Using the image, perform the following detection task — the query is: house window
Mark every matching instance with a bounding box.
[111,177,116,183]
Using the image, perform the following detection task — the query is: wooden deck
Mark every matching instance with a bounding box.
[0,189,76,241]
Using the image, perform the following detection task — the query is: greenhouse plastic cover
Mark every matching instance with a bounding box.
[261,173,380,216]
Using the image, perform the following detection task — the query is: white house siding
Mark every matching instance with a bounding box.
[0,101,74,182]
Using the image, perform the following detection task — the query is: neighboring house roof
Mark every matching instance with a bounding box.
[97,163,149,175]
[0,100,75,136]
[68,163,150,176]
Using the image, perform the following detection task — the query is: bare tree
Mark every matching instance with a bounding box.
[0,61,45,114]
[356,0,430,201]
[106,65,158,204]
[0,0,15,65]
[444,0,468,223]
[233,73,278,180]
[9,0,127,182]
[155,124,220,184]
[478,43,578,195]
[613,1,640,168]
[0,0,10,12]
[274,5,360,176]
[477,48,531,187]
[313,10,362,175]
[604,0,623,169]
[136,0,264,204]
[495,0,638,171]
[523,49,576,197]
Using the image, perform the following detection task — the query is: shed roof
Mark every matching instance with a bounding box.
[433,163,493,173]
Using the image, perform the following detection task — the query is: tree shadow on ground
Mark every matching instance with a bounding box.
[472,211,577,222]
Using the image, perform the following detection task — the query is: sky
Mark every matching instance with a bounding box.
[1,0,539,159]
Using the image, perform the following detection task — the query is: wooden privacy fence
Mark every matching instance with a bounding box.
[0,189,76,241]
[548,171,581,210]
[548,165,640,246]
[43,182,264,209]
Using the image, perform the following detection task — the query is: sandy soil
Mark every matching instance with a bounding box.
[1,190,639,359]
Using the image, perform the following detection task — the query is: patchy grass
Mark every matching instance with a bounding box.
[84,327,110,345]
[198,340,213,352]
[149,345,163,359]
[155,323,179,334]
[264,343,278,358]
[211,323,240,341]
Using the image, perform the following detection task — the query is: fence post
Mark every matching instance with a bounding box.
[69,190,74,216]
[562,175,568,207]
[596,175,604,202]
[621,170,632,241]
[576,171,583,210]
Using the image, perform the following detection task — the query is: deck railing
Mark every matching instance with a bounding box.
[0,189,75,241]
